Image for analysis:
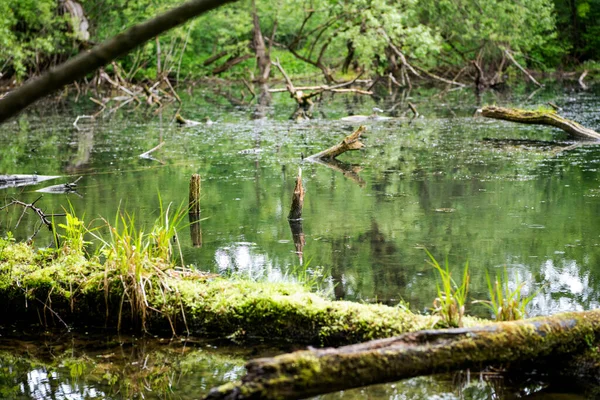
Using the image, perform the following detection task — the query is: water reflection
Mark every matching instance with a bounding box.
[3,88,600,327]
[0,332,594,400]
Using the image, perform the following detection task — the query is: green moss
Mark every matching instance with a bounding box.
[0,242,437,345]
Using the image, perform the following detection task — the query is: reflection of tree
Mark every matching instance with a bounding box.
[359,221,408,303]
[66,126,95,173]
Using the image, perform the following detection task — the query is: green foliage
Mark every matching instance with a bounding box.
[58,206,89,255]
[427,250,469,328]
[416,0,558,69]
[475,269,541,322]
[0,0,72,79]
[2,0,599,82]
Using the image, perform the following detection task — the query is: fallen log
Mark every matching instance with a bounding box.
[205,309,600,400]
[0,175,61,190]
[481,106,600,141]
[307,125,366,161]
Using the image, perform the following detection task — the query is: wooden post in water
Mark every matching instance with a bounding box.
[288,168,305,263]
[189,174,202,247]
[287,168,304,220]
[189,174,201,215]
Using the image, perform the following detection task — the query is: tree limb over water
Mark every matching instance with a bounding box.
[205,309,600,400]
[481,106,600,141]
[0,0,237,124]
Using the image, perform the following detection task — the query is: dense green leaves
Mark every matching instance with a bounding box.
[0,0,599,82]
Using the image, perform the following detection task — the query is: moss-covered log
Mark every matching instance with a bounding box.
[0,241,434,345]
[481,106,600,141]
[205,312,600,399]
[307,125,366,160]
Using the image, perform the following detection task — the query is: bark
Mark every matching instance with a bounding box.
[481,106,600,141]
[307,125,366,160]
[204,309,600,400]
[189,174,201,215]
[203,50,229,67]
[287,168,304,220]
[251,0,271,83]
[212,54,252,75]
[503,49,543,88]
[0,0,237,123]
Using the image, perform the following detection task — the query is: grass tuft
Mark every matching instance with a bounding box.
[87,199,188,333]
[427,250,469,328]
[475,269,541,322]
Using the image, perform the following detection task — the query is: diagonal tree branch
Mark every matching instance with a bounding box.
[0,0,238,123]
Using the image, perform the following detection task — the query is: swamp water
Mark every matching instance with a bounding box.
[1,85,600,398]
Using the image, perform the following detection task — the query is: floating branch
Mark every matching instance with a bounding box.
[204,310,600,400]
[139,141,166,164]
[0,175,61,190]
[408,102,419,118]
[579,70,588,90]
[481,106,600,141]
[307,125,366,160]
[37,176,83,194]
[176,113,203,127]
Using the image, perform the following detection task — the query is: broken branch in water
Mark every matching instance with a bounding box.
[139,141,166,163]
[481,106,600,141]
[307,125,366,160]
[204,309,600,400]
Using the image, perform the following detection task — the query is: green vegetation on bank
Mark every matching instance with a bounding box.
[1,0,600,84]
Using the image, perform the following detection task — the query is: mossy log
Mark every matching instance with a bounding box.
[0,241,434,345]
[481,106,600,141]
[205,311,600,399]
[307,125,366,160]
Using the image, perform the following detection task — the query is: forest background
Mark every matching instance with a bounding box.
[1,0,600,89]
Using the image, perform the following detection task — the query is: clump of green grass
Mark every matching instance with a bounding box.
[426,250,469,328]
[88,199,188,333]
[57,205,90,255]
[476,269,541,322]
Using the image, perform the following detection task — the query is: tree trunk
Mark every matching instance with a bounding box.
[481,106,600,141]
[204,309,600,400]
[251,0,271,83]
[0,0,237,123]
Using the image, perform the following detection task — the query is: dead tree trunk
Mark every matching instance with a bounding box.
[0,0,237,123]
[481,106,600,141]
[204,309,600,400]
[287,168,304,220]
[307,125,366,160]
[251,0,270,84]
